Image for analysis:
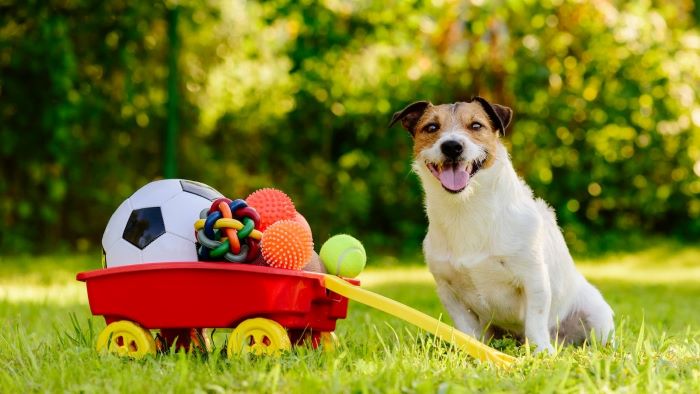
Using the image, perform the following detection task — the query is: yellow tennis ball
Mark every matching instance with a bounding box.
[319,234,366,278]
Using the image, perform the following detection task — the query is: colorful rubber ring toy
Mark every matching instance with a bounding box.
[194,198,262,263]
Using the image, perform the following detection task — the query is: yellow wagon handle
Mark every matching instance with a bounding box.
[323,274,516,368]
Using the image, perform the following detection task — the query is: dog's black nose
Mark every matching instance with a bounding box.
[441,140,463,159]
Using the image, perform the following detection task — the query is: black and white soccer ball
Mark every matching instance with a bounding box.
[101,179,223,267]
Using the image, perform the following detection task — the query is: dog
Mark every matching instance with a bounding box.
[390,97,614,353]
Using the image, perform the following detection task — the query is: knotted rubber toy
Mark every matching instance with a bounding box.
[194,198,263,263]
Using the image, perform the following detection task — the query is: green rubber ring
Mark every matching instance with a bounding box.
[211,239,230,257]
[237,217,254,239]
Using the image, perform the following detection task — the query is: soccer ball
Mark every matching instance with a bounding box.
[102,179,223,267]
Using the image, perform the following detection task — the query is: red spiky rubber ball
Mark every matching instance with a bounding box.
[261,220,313,270]
[245,188,297,231]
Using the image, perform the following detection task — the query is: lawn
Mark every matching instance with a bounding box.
[1,241,699,393]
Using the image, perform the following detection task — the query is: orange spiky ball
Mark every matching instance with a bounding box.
[245,188,297,231]
[260,220,314,270]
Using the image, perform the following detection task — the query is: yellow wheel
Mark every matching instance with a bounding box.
[227,318,291,357]
[96,321,157,359]
[320,331,338,352]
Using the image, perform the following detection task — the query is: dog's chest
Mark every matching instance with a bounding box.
[424,227,526,327]
[430,255,525,327]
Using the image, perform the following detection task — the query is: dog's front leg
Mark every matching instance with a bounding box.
[434,279,483,339]
[519,261,554,354]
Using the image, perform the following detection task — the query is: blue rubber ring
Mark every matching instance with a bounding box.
[204,211,222,239]
[229,199,248,212]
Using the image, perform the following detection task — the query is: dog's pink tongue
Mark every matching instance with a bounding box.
[439,163,470,191]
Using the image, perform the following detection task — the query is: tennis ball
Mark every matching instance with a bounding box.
[319,234,366,278]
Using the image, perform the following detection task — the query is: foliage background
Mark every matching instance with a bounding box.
[1,0,699,256]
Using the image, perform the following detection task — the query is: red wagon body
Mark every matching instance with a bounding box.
[77,262,355,332]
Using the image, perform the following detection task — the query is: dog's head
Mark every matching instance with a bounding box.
[390,97,512,194]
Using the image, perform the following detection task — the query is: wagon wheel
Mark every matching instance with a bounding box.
[227,318,291,357]
[96,321,157,359]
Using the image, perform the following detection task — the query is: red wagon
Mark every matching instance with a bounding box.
[77,262,358,358]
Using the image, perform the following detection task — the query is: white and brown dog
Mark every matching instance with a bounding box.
[390,98,614,353]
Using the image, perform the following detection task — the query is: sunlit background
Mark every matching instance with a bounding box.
[2,2,700,391]
[1,0,699,257]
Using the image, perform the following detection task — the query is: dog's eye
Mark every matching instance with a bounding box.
[470,122,483,131]
[424,123,439,133]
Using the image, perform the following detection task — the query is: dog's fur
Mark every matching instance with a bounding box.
[390,98,614,353]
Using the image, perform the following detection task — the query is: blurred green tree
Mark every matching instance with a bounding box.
[1,0,698,256]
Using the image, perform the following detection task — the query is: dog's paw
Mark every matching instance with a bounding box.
[534,343,555,355]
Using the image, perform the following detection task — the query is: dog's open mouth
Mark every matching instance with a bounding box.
[427,159,483,193]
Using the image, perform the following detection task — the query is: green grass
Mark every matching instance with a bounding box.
[1,241,699,393]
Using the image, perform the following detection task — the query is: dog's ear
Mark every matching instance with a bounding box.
[493,104,513,132]
[472,96,513,136]
[389,101,431,136]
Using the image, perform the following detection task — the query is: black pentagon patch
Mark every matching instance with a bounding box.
[180,180,223,201]
[122,207,165,249]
